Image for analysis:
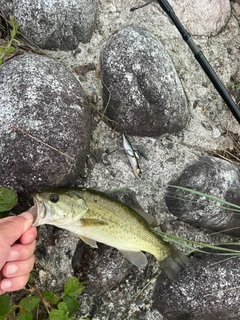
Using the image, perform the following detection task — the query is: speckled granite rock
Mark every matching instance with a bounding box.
[0,0,98,49]
[101,25,189,136]
[168,0,231,36]
[165,155,240,236]
[0,53,91,195]
[153,250,240,320]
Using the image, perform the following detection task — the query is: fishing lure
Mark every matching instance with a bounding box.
[122,134,141,177]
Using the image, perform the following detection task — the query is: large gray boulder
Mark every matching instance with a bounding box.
[0,53,92,195]
[165,155,240,236]
[153,251,240,320]
[169,0,231,36]
[101,25,189,136]
[0,0,98,49]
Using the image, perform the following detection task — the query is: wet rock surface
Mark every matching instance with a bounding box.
[153,251,240,320]
[0,53,91,197]
[0,0,98,49]
[165,155,240,236]
[101,25,188,136]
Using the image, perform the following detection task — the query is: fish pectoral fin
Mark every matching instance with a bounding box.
[79,219,108,227]
[79,236,98,248]
[118,249,148,269]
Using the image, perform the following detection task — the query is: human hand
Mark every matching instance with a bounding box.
[0,212,37,294]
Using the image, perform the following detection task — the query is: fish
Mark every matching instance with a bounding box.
[122,134,141,177]
[31,188,188,280]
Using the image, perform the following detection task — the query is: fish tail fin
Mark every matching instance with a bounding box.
[160,247,188,281]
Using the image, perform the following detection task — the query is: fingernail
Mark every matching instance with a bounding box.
[7,264,18,275]
[20,212,33,221]
[1,279,12,290]
[9,249,19,260]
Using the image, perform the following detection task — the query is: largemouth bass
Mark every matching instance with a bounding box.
[32,188,188,280]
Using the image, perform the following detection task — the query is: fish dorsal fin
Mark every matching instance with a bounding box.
[118,249,148,268]
[79,235,98,248]
[79,219,108,227]
[132,207,158,227]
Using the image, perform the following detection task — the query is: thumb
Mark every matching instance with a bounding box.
[0,212,34,247]
[0,212,34,271]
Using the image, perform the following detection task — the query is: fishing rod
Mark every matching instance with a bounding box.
[131,0,240,125]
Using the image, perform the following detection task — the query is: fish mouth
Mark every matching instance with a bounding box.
[31,194,46,227]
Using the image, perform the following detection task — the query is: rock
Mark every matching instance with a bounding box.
[72,241,133,295]
[101,25,188,136]
[0,53,91,196]
[168,0,231,36]
[153,250,240,320]
[232,0,240,21]
[0,0,98,49]
[165,155,240,236]
[229,65,240,106]
[34,226,80,293]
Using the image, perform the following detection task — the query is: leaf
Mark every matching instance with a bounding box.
[0,295,11,316]
[9,16,19,36]
[10,28,17,40]
[58,302,68,313]
[18,312,33,320]
[19,296,41,312]
[0,58,3,65]
[49,303,69,320]
[0,187,18,212]
[0,316,6,320]
[4,47,15,55]
[43,291,61,304]
[27,271,35,285]
[64,278,84,297]
[63,295,79,316]
[49,309,67,320]
[0,47,6,52]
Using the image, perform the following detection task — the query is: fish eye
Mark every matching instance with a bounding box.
[50,194,59,203]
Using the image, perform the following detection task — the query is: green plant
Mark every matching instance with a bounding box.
[0,277,90,320]
[154,184,240,255]
[0,187,18,218]
[0,15,20,65]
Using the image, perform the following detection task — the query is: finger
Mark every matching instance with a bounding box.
[8,241,36,262]
[0,246,11,270]
[0,212,34,247]
[19,227,37,245]
[2,255,35,278]
[0,274,30,294]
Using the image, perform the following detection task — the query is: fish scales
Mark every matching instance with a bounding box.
[79,189,170,258]
[31,187,188,280]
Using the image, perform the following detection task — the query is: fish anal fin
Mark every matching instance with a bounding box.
[80,219,108,227]
[160,247,189,281]
[118,249,148,268]
[79,235,98,248]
